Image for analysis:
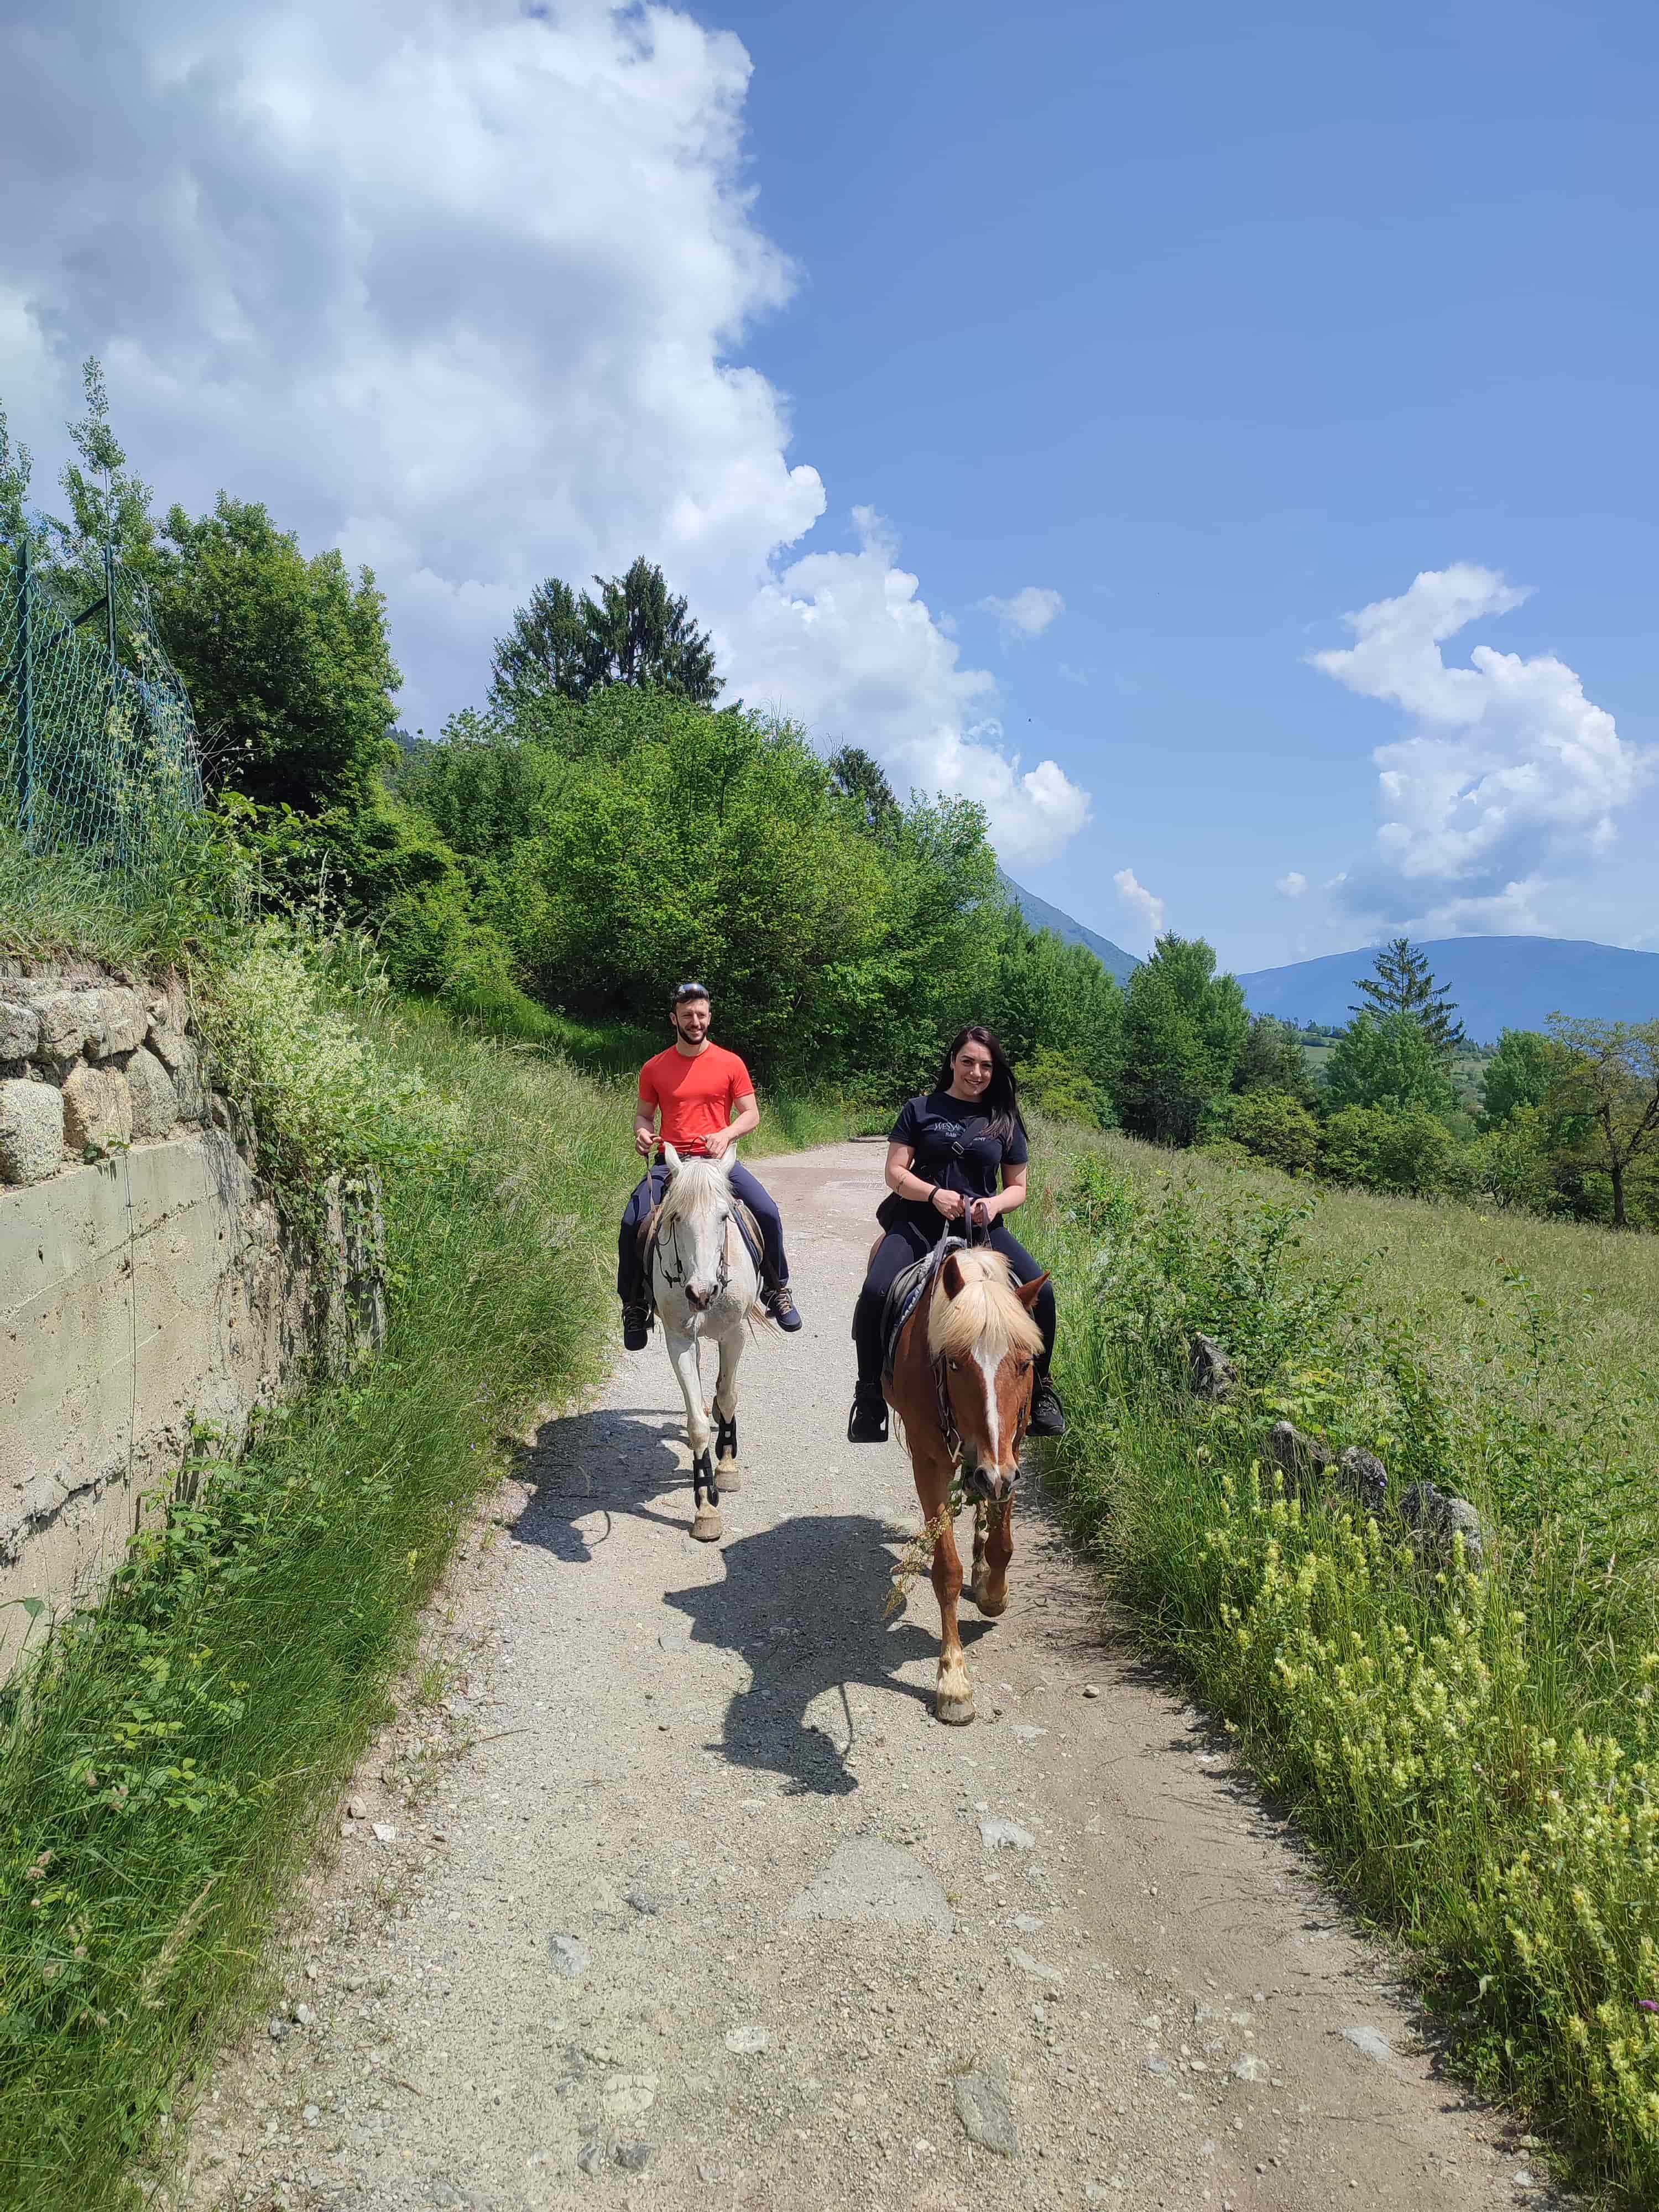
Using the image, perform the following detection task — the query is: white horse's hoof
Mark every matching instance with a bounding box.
[716,1460,742,1494]
[691,1506,723,1543]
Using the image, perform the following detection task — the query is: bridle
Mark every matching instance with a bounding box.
[926,1217,1031,1473]
[654,1196,732,1306]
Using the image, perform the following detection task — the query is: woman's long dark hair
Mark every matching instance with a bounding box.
[934,1024,1025,1145]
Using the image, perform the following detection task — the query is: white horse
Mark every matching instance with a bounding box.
[649,1144,763,1541]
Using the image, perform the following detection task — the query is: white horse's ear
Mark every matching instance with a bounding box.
[663,1143,683,1171]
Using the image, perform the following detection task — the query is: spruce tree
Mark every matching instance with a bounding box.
[1350,937,1465,1059]
[490,557,720,708]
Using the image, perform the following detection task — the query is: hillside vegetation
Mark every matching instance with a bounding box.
[1032,1129,1659,2202]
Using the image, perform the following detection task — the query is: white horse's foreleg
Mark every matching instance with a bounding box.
[711,1323,744,1492]
[664,1324,710,1459]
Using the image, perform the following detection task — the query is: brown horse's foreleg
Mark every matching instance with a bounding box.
[919,1461,973,1726]
[972,1496,1015,1618]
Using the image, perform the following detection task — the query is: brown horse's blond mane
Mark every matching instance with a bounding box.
[926,1247,1042,1364]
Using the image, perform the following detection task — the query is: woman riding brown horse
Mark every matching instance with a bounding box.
[847,1024,1063,1444]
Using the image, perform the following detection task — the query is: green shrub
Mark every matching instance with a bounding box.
[197,924,458,1224]
[1015,1046,1112,1127]
[1321,1102,1458,1196]
[1218,1087,1321,1174]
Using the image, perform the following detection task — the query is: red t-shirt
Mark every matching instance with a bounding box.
[638,1042,754,1157]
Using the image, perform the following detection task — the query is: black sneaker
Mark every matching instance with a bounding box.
[622,1301,653,1352]
[1028,1376,1066,1438]
[765,1284,804,1333]
[847,1392,889,1444]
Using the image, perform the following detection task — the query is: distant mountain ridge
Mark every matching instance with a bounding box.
[1000,873,1139,983]
[1239,937,1659,1040]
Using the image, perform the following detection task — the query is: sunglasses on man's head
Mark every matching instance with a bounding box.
[671,983,709,1005]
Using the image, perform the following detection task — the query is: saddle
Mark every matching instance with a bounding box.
[879,1235,971,1381]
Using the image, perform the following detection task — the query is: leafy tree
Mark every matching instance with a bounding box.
[1118,934,1248,1146]
[489,556,719,708]
[1480,1027,1567,1128]
[0,400,36,551]
[1015,1047,1111,1128]
[1321,1103,1457,1196]
[1220,1089,1321,1175]
[1546,1016,1659,1230]
[1325,1009,1457,1118]
[1350,936,1465,1058]
[1234,1013,1317,1103]
[155,496,401,811]
[1470,1103,1567,1214]
[46,358,159,578]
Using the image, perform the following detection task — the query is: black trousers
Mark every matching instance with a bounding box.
[617,1160,787,1304]
[852,1214,1056,1396]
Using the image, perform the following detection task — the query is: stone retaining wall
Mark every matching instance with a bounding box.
[0,956,384,1674]
[0,957,209,1182]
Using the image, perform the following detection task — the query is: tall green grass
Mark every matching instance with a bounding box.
[1029,1126,1659,2203]
[0,1004,632,2208]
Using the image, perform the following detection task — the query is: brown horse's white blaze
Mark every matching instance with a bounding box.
[886,1247,1047,1725]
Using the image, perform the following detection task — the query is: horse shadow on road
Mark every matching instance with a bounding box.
[510,1404,997,1798]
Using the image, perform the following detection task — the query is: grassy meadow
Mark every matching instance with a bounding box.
[1025,1125,1659,2203]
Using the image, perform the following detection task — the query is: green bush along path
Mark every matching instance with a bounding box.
[175,1142,1515,2212]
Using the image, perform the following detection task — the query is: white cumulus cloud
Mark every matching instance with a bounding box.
[0,0,1091,863]
[977,585,1065,638]
[1311,564,1655,933]
[1114,867,1165,947]
[1275,871,1308,899]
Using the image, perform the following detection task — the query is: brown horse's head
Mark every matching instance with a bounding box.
[927,1248,1048,1501]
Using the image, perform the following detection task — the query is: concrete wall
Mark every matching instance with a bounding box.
[0,1127,314,1662]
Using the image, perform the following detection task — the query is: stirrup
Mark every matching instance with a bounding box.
[847,1392,888,1444]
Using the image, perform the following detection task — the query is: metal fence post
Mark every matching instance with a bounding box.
[16,536,34,850]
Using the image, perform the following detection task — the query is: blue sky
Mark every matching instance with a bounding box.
[2,1,1655,969]
[713,0,1659,964]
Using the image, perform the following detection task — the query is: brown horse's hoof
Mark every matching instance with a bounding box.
[970,1582,1009,1618]
[691,1506,723,1543]
[936,1689,976,1726]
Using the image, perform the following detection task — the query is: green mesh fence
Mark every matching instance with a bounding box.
[0,535,204,870]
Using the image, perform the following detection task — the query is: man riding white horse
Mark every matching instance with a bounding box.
[618,980,804,1349]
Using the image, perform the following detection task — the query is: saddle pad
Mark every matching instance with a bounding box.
[880,1236,969,1380]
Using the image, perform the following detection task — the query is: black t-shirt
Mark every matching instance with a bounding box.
[890,1092,1029,1202]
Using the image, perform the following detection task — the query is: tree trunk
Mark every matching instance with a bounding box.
[1611,1156,1626,1230]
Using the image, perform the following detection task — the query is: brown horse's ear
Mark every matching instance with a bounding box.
[941,1253,965,1300]
[1015,1272,1050,1312]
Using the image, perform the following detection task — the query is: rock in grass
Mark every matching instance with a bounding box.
[1399,1482,1489,1573]
[1190,1333,1238,1402]
[1337,1444,1389,1515]
[1267,1420,1332,1489]
[953,2072,1019,2156]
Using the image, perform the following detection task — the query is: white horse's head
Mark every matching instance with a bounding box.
[659,1144,735,1312]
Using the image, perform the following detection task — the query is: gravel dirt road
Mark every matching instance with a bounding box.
[180,1141,1553,2212]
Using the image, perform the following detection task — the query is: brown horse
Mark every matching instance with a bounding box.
[887,1245,1047,1725]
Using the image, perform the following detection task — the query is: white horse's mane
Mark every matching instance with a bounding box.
[656,1149,732,1227]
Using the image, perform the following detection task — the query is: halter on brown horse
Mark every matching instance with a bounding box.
[886,1245,1047,1725]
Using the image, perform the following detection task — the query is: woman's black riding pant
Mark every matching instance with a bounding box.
[851,1218,1056,1399]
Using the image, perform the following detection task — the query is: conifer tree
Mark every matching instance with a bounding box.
[1350,937,1465,1058]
